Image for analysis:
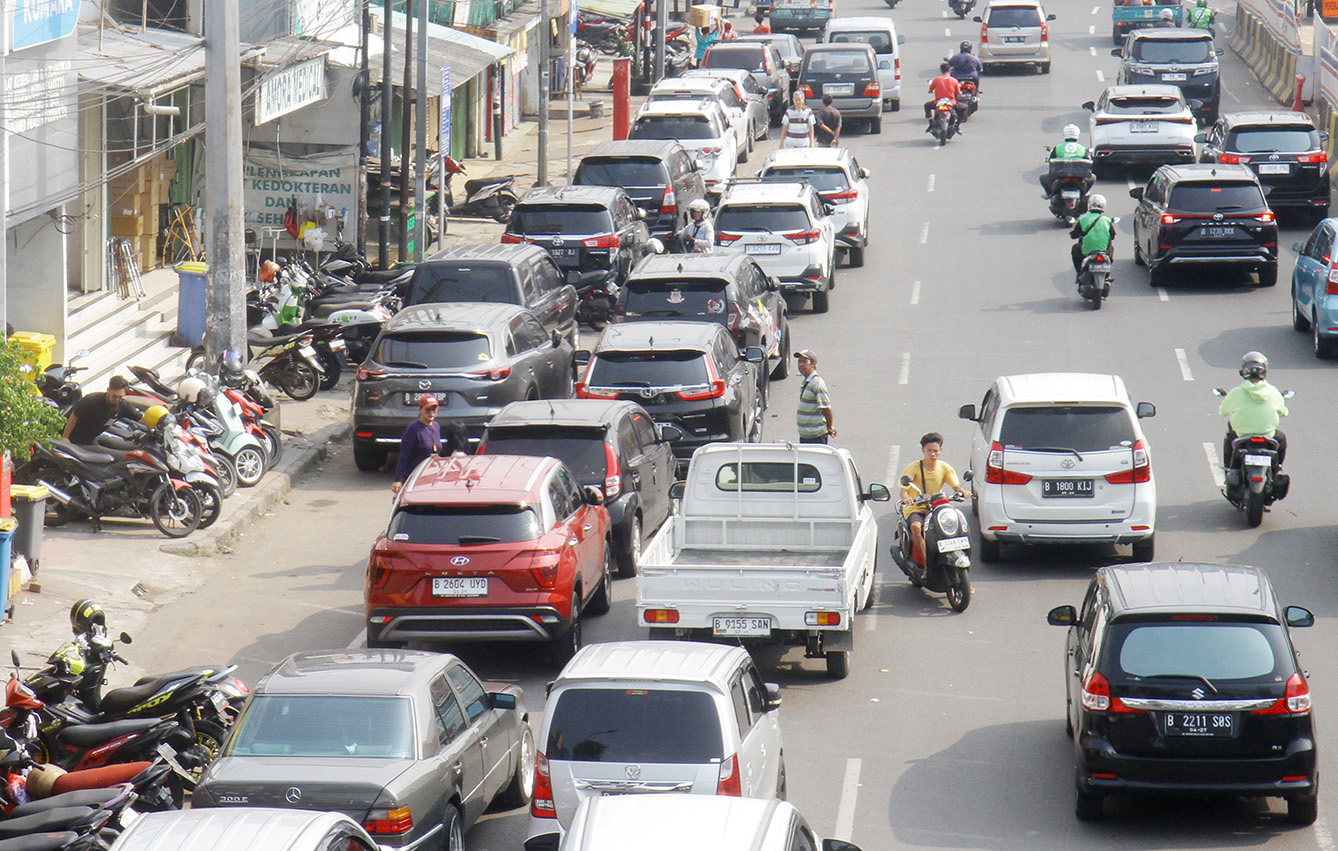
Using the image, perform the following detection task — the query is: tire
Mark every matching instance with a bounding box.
[1258,264,1278,287]
[212,453,238,499]
[586,542,613,615]
[825,649,850,679]
[776,758,787,800]
[260,423,284,465]
[1065,689,1075,738]
[496,725,536,808]
[888,99,900,112]
[551,603,582,669]
[185,349,207,374]
[1287,791,1319,826]
[979,537,1001,563]
[770,325,790,380]
[1316,315,1338,358]
[617,514,641,577]
[354,442,386,472]
[492,194,517,224]
[1113,26,1123,45]
[193,720,228,774]
[1133,242,1146,267]
[1246,489,1265,527]
[1040,62,1051,74]
[1075,785,1104,821]
[232,445,267,488]
[739,135,751,164]
[1148,263,1167,288]
[441,803,465,851]
[1131,534,1155,562]
[827,262,836,290]
[278,362,319,401]
[316,349,342,391]
[946,567,971,612]
[150,483,202,539]
[869,117,882,134]
[811,289,830,313]
[1293,289,1312,331]
[195,482,223,530]
[847,245,865,267]
[1089,287,1103,310]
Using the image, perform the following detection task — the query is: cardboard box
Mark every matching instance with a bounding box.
[689,4,720,28]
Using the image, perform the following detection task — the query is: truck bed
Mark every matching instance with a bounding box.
[671,548,847,568]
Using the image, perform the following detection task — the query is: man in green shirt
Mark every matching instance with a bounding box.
[1188,0,1214,29]
[1069,193,1114,277]
[1040,124,1093,198]
[1219,350,1288,466]
[794,349,836,444]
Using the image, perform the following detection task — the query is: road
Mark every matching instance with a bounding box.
[103,1,1338,849]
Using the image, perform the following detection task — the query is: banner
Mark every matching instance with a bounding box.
[440,66,453,155]
[1318,18,1338,106]
[243,147,358,228]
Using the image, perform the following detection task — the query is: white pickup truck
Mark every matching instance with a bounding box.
[635,443,890,678]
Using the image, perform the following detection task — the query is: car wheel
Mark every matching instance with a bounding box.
[1288,789,1319,825]
[847,245,865,267]
[740,135,751,164]
[1040,62,1051,74]
[1315,314,1337,358]
[1258,264,1278,287]
[1075,785,1104,821]
[441,803,465,851]
[978,536,1001,563]
[1131,534,1155,562]
[354,442,386,472]
[1293,289,1312,331]
[1133,241,1146,267]
[1315,205,1330,224]
[1148,262,1167,288]
[496,725,536,808]
[888,99,900,112]
[776,757,787,800]
[586,542,613,615]
[770,325,790,379]
[617,514,641,578]
[825,649,850,679]
[551,598,583,668]
[869,116,882,134]
[1064,685,1074,739]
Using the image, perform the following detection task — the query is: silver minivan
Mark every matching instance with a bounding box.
[974,0,1055,73]
[523,641,785,851]
[822,17,904,111]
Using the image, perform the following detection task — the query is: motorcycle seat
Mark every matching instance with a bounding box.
[93,434,138,453]
[102,672,203,713]
[358,267,413,284]
[464,176,516,195]
[0,832,83,851]
[310,300,376,318]
[49,440,117,467]
[56,717,160,746]
[0,807,108,840]
[51,762,155,795]
[133,665,217,687]
[128,365,176,399]
[10,786,129,818]
[277,320,341,335]
[246,331,306,347]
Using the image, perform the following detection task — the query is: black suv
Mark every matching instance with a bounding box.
[575,322,765,468]
[1129,164,1278,286]
[479,399,679,576]
[1047,562,1317,824]
[1199,112,1331,221]
[615,253,791,381]
[405,243,578,346]
[1114,28,1221,123]
[573,140,709,238]
[504,186,654,289]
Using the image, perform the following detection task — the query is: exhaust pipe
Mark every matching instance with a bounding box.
[37,479,92,515]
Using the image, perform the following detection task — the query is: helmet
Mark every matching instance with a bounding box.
[177,377,207,404]
[1240,350,1268,380]
[688,198,711,215]
[143,405,170,429]
[1088,193,1106,212]
[1160,8,1174,19]
[196,385,217,408]
[959,40,972,53]
[70,599,105,635]
[258,260,281,284]
[219,349,244,377]
[1197,0,1208,7]
[1063,123,1080,141]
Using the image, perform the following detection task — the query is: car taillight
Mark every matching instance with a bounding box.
[1327,266,1338,294]
[1298,152,1328,164]
[532,752,556,817]
[364,806,413,835]
[585,233,620,249]
[985,441,1032,485]
[717,231,743,243]
[1105,439,1151,484]
[575,382,620,399]
[1254,673,1312,715]
[1080,672,1141,713]
[1161,214,1179,225]
[501,233,526,244]
[980,23,988,43]
[1220,153,1248,164]
[764,53,773,74]
[825,190,858,204]
[1040,21,1048,41]
[660,186,677,216]
[785,228,821,244]
[717,754,742,796]
[1255,212,1275,223]
[679,358,726,401]
[527,550,563,589]
[894,55,900,81]
[469,367,512,381]
[863,83,880,97]
[368,551,393,589]
[604,443,622,499]
[800,84,814,97]
[644,609,680,623]
[356,368,386,381]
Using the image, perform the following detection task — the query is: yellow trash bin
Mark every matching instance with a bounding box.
[9,332,56,371]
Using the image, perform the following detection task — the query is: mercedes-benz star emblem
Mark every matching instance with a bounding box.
[418,379,431,390]
[451,556,470,566]
[625,765,641,780]
[1060,458,1076,469]
[285,786,302,803]
[1192,687,1205,700]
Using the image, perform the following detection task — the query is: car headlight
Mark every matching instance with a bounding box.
[938,508,961,536]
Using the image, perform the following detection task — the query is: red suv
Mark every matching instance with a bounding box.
[365,454,613,666]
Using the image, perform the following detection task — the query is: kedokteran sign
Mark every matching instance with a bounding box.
[255,57,329,125]
[10,0,78,53]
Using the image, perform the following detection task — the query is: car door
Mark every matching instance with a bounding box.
[745,261,783,356]
[551,466,600,604]
[1295,223,1330,318]
[966,384,999,487]
[719,335,753,437]
[614,413,654,523]
[430,673,486,824]
[728,671,765,796]
[629,407,672,527]
[537,258,578,345]
[446,663,511,806]
[523,259,559,335]
[1199,120,1226,163]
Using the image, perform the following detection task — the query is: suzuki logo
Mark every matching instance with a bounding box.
[1192,687,1205,700]
[1060,458,1075,469]
[451,556,470,566]
[418,379,431,390]
[285,786,302,803]
[625,765,641,780]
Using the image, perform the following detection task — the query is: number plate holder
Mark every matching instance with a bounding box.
[1258,163,1290,174]
[1160,711,1237,737]
[432,577,490,597]
[1129,121,1159,133]
[713,616,772,637]
[1161,72,1187,81]
[1003,35,1025,42]
[824,83,854,96]
[746,243,782,254]
[1042,478,1095,498]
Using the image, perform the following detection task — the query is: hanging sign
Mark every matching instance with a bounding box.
[256,57,329,125]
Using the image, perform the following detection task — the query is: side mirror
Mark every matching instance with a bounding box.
[574,350,592,368]
[1188,99,1205,111]
[764,682,782,711]
[861,168,871,179]
[1286,606,1315,628]
[1047,605,1077,626]
[766,276,779,291]
[490,692,518,710]
[822,841,862,851]
[551,330,562,348]
[1081,100,1096,112]
[864,483,891,502]
[659,423,685,442]
[1292,242,1305,254]
[958,403,976,421]
[897,34,905,44]
[1322,131,1331,142]
[972,14,982,21]
[1109,48,1122,57]
[1194,132,1207,143]
[669,481,686,500]
[1136,401,1156,418]
[1046,12,1056,19]
[744,345,765,363]
[1211,387,1226,397]
[585,485,605,505]
[1215,47,1224,55]
[10,650,18,669]
[120,632,133,644]
[1129,187,1144,200]
[633,207,646,219]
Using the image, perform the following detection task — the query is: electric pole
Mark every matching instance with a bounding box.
[538,0,550,187]
[398,6,413,261]
[358,0,370,255]
[414,0,428,260]
[204,0,246,363]
[379,0,393,268]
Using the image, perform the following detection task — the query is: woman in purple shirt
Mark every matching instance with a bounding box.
[392,396,442,494]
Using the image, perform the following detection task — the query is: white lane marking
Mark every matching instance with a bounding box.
[1096,69,1105,82]
[898,353,911,385]
[919,222,929,244]
[927,174,936,192]
[1156,287,1169,301]
[1203,442,1224,489]
[1175,348,1194,381]
[884,445,901,484]
[1090,46,1097,55]
[1226,85,1241,104]
[1315,814,1335,851]
[910,280,921,304]
[347,628,366,650]
[945,26,952,35]
[942,8,948,15]
[1091,4,1100,12]
[834,758,862,841]
[1089,24,1096,33]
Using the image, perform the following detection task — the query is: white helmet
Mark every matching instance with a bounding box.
[1159,8,1174,19]
[688,198,711,215]
[1063,124,1080,141]
[177,376,207,404]
[1088,193,1107,212]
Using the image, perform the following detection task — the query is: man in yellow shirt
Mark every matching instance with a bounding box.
[900,432,968,566]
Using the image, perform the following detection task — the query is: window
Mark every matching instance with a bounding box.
[985,6,1041,27]
[744,665,767,715]
[537,259,565,294]
[831,30,892,53]
[1167,182,1267,213]
[716,204,812,232]
[788,822,818,851]
[998,406,1134,453]
[545,688,724,762]
[730,676,753,738]
[483,427,609,481]
[1227,127,1320,154]
[388,505,542,545]
[576,157,671,188]
[409,264,517,306]
[508,205,615,235]
[630,411,660,448]
[804,50,872,74]
[446,665,490,723]
[716,462,823,492]
[225,696,414,759]
[764,166,850,193]
[375,332,491,369]
[630,115,717,140]
[431,675,467,743]
[588,350,710,388]
[1105,97,1182,114]
[1109,622,1288,682]
[514,317,548,352]
[618,416,642,458]
[556,465,586,512]
[624,278,732,323]
[1130,37,1213,63]
[549,477,576,520]
[978,387,999,431]
[1314,226,1335,263]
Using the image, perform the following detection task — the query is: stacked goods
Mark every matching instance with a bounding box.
[108,155,176,271]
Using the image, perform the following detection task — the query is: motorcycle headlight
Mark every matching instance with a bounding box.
[937,508,961,537]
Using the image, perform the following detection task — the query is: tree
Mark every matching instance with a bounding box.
[0,339,64,462]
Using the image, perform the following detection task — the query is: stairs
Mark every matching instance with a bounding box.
[66,272,192,393]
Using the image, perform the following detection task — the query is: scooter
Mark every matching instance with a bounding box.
[890,473,973,612]
[1077,250,1112,310]
[36,350,91,415]
[1212,387,1294,527]
[441,157,519,223]
[929,98,959,145]
[956,80,980,119]
[1045,157,1093,224]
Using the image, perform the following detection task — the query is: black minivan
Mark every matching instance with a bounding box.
[1198,112,1331,221]
[574,140,709,238]
[1047,562,1317,824]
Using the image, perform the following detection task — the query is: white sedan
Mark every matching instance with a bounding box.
[756,147,871,267]
[1082,84,1197,178]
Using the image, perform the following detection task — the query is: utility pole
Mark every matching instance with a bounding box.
[378,0,393,268]
[538,0,550,187]
[414,0,428,260]
[654,0,666,82]
[358,0,370,255]
[204,0,246,363]
[398,5,413,261]
[0,53,8,339]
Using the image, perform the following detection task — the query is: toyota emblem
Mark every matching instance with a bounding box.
[451,556,470,566]
[1060,458,1075,469]
[1269,153,1281,161]
[625,765,642,780]
[418,379,431,390]
[552,237,565,247]
[285,786,302,803]
[1213,213,1224,221]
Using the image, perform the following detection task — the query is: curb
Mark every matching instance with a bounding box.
[159,421,351,557]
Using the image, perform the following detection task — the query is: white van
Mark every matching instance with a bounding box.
[822,17,904,111]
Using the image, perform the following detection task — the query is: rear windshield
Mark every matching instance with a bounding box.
[716,462,822,492]
[375,332,491,369]
[1106,97,1181,114]
[481,428,608,482]
[1168,182,1267,212]
[1131,38,1213,64]
[630,115,717,140]
[717,204,811,232]
[624,279,729,320]
[575,157,671,189]
[998,406,1134,453]
[508,205,613,235]
[589,350,710,387]
[762,166,848,193]
[703,46,766,71]
[387,504,542,545]
[1106,622,1288,683]
[408,264,516,306]
[1227,127,1320,153]
[804,50,872,75]
[828,30,894,53]
[226,696,414,759]
[546,688,724,763]
[985,6,1042,26]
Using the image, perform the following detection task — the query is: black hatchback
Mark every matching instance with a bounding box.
[1129,163,1278,286]
[503,186,654,289]
[1198,112,1331,221]
[1047,562,1317,824]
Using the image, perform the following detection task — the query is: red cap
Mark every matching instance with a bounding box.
[418,394,439,410]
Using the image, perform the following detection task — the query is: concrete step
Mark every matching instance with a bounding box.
[81,329,192,394]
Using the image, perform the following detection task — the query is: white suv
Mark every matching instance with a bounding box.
[629,100,740,195]
[757,147,871,267]
[714,180,838,312]
[561,797,857,851]
[524,641,785,851]
[644,78,761,159]
[958,373,1158,563]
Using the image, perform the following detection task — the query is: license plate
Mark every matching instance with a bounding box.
[329,338,347,351]
[1161,72,1187,81]
[403,392,439,405]
[1258,163,1290,174]
[1161,711,1236,737]
[299,345,317,358]
[551,248,580,259]
[1244,453,1273,466]
[746,243,782,254]
[1202,225,1238,238]
[713,616,771,636]
[938,535,970,553]
[824,83,854,96]
[1004,35,1026,43]
[432,577,489,597]
[210,691,228,711]
[1129,121,1159,133]
[1042,479,1094,498]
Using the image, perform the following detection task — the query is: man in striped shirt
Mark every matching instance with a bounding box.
[794,349,836,443]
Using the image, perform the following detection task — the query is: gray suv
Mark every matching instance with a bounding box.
[798,44,883,132]
[351,303,574,470]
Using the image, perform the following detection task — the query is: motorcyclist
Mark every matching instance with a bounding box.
[1040,124,1094,198]
[677,199,715,253]
[924,63,966,132]
[900,432,968,567]
[947,41,983,90]
[1069,193,1114,279]
[1154,7,1177,26]
[1218,351,1288,467]
[1188,0,1214,28]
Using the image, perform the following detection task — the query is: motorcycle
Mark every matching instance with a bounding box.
[1077,250,1112,310]
[890,473,973,612]
[1212,387,1294,527]
[929,97,959,145]
[956,80,980,119]
[950,0,976,17]
[35,350,91,415]
[441,157,518,223]
[574,41,597,95]
[1046,157,1093,224]
[95,418,224,530]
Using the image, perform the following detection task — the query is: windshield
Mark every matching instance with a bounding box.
[1168,183,1267,212]
[828,31,893,53]
[408,264,516,305]
[1107,622,1288,683]
[508,205,613,235]
[762,166,849,192]
[1131,38,1213,63]
[375,332,491,369]
[589,351,709,387]
[998,406,1134,452]
[546,688,724,763]
[387,504,542,545]
[623,279,730,322]
[630,115,717,140]
[704,46,767,71]
[575,158,671,188]
[480,429,608,483]
[986,6,1041,26]
[717,204,811,232]
[804,50,872,75]
[1227,127,1320,153]
[226,696,414,759]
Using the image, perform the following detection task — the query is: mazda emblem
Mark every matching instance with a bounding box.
[1060,458,1075,469]
[451,556,470,566]
[285,786,302,803]
[418,379,431,390]
[1192,687,1205,700]
[625,765,641,780]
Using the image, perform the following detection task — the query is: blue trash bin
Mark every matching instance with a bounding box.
[174,261,208,348]
[0,521,15,624]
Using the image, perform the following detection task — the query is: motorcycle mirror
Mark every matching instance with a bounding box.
[1283,390,1296,399]
[962,470,973,483]
[899,474,913,486]
[10,650,18,669]
[76,349,91,359]
[1211,387,1226,397]
[647,238,666,254]
[1111,216,1121,225]
[119,632,133,644]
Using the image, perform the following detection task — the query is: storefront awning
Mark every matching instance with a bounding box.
[580,0,645,21]
[76,23,265,99]
[249,35,343,71]
[367,10,515,88]
[494,1,542,37]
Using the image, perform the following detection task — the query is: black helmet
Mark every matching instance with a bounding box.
[70,599,106,635]
[1240,351,1268,381]
[196,385,217,408]
[960,40,972,53]
[219,349,244,377]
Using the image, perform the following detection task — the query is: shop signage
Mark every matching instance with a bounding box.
[10,0,78,53]
[256,57,329,125]
[244,148,357,229]
[440,66,453,153]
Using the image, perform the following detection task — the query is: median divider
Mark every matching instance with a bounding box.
[1231,0,1302,104]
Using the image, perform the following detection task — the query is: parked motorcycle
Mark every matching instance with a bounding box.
[890,473,973,612]
[1212,387,1293,527]
[35,350,91,415]
[1046,157,1093,224]
[929,97,959,145]
[441,156,518,223]
[96,418,224,529]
